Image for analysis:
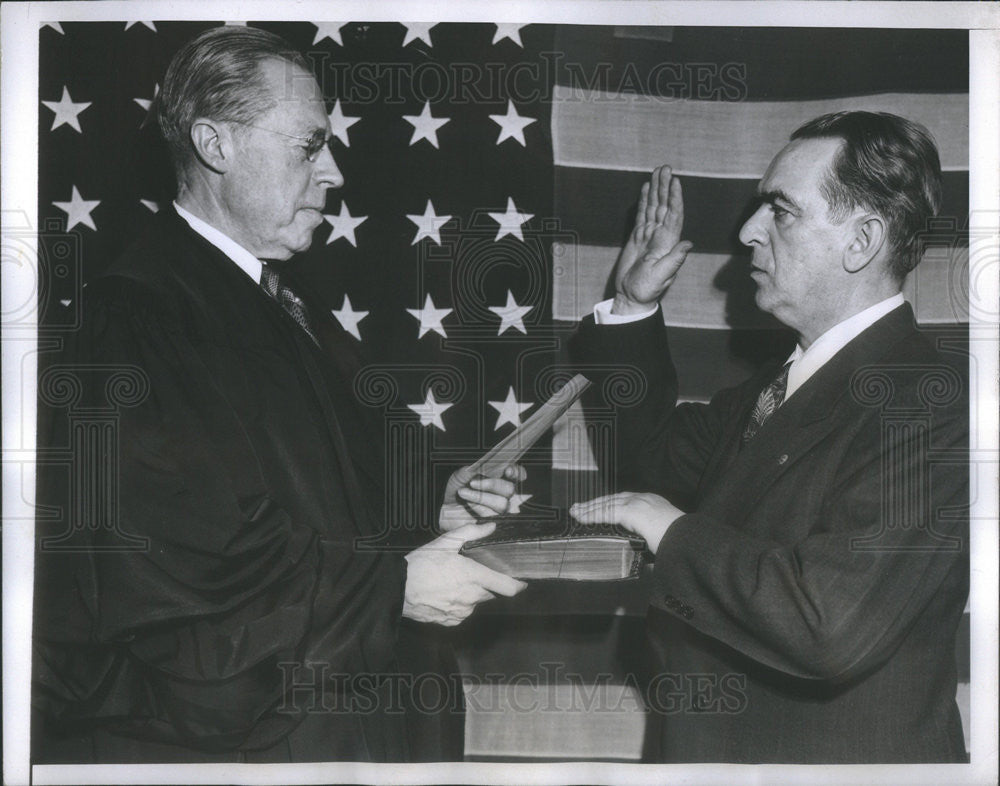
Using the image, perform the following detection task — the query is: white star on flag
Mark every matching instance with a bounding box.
[407,389,453,431]
[312,22,346,46]
[488,290,533,335]
[331,294,369,340]
[53,186,100,231]
[402,22,437,47]
[508,493,532,515]
[487,197,533,242]
[42,22,64,34]
[488,387,534,430]
[492,24,525,47]
[403,101,450,148]
[328,100,360,146]
[124,21,157,32]
[134,83,160,117]
[323,202,367,247]
[139,199,161,213]
[489,100,536,146]
[406,293,453,339]
[407,200,452,245]
[42,86,91,133]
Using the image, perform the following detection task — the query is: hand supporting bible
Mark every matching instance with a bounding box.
[403,522,528,626]
[402,465,528,627]
[613,165,694,315]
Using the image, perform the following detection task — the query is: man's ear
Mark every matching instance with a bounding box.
[843,214,887,274]
[189,118,233,174]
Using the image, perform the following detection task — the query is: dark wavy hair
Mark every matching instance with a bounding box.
[791,111,943,280]
[158,26,312,174]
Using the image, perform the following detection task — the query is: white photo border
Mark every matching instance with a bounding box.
[3,2,997,785]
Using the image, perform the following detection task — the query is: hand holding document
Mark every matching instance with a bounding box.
[442,373,593,506]
[446,374,647,581]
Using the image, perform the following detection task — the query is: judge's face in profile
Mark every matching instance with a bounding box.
[738,136,858,340]
[223,58,343,260]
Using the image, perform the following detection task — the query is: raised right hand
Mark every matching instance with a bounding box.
[403,522,527,626]
[612,165,693,315]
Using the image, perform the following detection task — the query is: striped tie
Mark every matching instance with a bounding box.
[260,264,320,347]
[742,362,792,443]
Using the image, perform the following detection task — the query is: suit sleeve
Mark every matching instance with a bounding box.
[34,278,405,751]
[569,309,747,509]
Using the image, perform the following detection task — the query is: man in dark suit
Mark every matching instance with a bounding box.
[569,112,968,762]
[32,26,526,764]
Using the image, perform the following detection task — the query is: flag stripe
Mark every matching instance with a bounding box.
[552,401,598,471]
[463,683,645,760]
[552,87,968,177]
[553,168,970,255]
[553,26,969,101]
[554,245,970,327]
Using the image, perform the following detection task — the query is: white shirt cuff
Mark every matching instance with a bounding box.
[593,298,659,325]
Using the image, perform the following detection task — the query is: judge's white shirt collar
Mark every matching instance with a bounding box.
[783,293,905,400]
[173,201,263,284]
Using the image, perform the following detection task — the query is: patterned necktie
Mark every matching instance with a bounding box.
[260,264,321,347]
[742,362,792,443]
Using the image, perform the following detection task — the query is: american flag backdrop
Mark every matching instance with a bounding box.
[38,20,562,544]
[37,21,969,760]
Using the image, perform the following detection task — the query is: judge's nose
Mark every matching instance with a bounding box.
[314,144,344,190]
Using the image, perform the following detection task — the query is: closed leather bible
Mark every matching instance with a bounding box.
[460,515,645,581]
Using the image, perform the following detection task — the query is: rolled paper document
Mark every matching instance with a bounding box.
[443,373,592,504]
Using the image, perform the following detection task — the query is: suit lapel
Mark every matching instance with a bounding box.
[698,304,917,518]
[695,363,778,501]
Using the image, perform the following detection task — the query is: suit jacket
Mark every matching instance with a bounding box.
[33,208,431,762]
[570,303,969,763]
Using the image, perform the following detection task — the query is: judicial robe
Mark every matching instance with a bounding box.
[32,208,458,762]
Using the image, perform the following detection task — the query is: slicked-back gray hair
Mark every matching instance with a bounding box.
[158,26,312,176]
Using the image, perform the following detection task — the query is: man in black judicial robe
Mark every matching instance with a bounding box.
[32,26,526,764]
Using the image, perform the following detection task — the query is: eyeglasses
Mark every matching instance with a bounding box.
[229,120,336,163]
